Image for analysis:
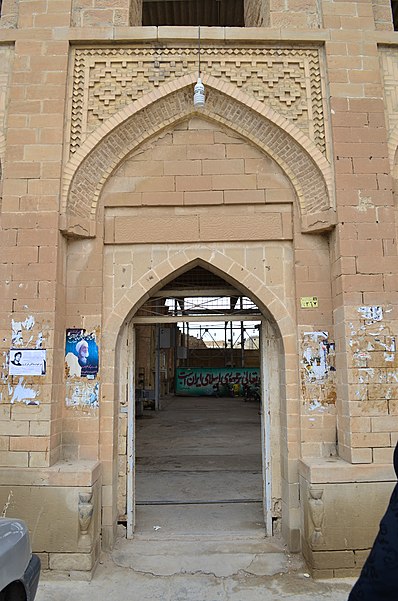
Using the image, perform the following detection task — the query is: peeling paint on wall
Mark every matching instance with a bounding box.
[11,316,35,346]
[358,306,383,323]
[1,316,47,406]
[8,378,39,405]
[350,306,398,412]
[0,315,51,405]
[65,380,99,409]
[301,331,336,410]
[35,332,43,348]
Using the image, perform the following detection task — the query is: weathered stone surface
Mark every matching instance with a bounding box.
[1,0,398,579]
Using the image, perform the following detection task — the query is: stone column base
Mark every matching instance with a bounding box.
[0,460,101,579]
[299,457,395,578]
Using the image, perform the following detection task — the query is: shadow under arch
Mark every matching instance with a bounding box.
[61,75,335,237]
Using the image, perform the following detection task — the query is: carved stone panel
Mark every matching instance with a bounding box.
[69,45,326,156]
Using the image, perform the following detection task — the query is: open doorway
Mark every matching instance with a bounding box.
[133,319,263,538]
[121,266,278,538]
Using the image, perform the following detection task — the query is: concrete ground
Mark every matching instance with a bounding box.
[36,396,355,599]
[36,530,354,601]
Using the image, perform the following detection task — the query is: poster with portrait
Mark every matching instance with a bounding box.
[9,349,47,376]
[65,328,99,379]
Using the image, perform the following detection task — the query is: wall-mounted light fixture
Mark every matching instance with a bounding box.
[194,26,205,108]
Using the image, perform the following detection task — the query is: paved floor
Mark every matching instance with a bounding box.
[135,395,266,538]
[36,397,355,599]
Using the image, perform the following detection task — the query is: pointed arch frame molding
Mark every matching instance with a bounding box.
[103,247,297,353]
[61,74,335,237]
[0,131,5,180]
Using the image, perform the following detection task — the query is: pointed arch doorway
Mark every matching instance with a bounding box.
[124,265,282,539]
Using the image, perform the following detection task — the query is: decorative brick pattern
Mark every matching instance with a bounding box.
[70,46,326,155]
[372,0,394,30]
[0,0,18,29]
[380,47,398,166]
[101,116,295,216]
[1,0,398,576]
[65,84,332,229]
[0,46,12,174]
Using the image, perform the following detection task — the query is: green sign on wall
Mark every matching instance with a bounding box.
[176,367,260,397]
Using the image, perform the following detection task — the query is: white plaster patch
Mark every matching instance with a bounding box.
[355,387,367,400]
[1,352,7,384]
[357,192,374,212]
[8,378,39,405]
[301,332,336,409]
[358,306,383,322]
[302,333,329,381]
[358,368,375,384]
[308,399,326,412]
[65,381,99,409]
[304,331,328,342]
[370,336,396,352]
[11,315,35,346]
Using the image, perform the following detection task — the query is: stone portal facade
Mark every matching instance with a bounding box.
[1,0,398,578]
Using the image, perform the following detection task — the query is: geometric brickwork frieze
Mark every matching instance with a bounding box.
[64,82,332,229]
[0,0,18,29]
[380,46,398,170]
[70,45,326,156]
[0,45,13,173]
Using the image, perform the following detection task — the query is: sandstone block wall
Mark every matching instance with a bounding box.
[1,0,398,577]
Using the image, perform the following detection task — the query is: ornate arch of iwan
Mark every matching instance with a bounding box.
[61,75,335,237]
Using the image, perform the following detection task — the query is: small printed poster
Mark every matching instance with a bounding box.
[65,328,99,379]
[9,349,47,376]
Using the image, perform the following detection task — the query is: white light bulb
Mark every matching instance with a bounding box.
[194,78,205,108]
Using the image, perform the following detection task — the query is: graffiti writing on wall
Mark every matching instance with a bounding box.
[176,367,260,397]
[301,331,336,410]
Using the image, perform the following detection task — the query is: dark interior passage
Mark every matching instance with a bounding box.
[142,0,245,27]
